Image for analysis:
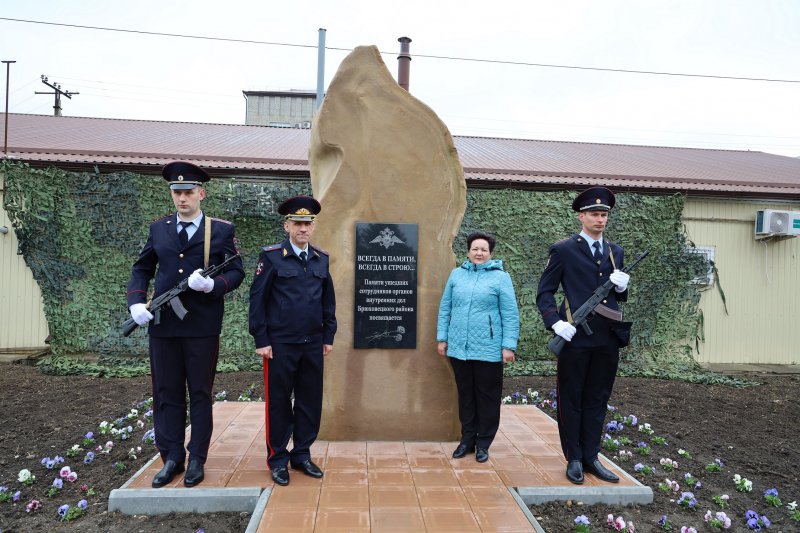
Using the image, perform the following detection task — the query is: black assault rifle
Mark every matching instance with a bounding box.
[121,253,241,337]
[547,250,649,356]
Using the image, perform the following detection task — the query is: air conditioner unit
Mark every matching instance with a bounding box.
[755,209,791,237]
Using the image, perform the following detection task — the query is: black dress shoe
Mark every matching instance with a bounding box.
[475,447,489,463]
[183,459,204,487]
[271,466,290,486]
[584,459,619,483]
[566,460,584,484]
[151,459,184,488]
[291,459,324,478]
[452,443,475,459]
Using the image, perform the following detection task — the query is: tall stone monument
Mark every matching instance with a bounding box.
[310,46,466,441]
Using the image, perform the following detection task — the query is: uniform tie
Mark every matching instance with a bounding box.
[178,221,192,247]
[592,241,602,262]
[299,250,308,267]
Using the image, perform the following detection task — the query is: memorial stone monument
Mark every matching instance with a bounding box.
[310,46,466,440]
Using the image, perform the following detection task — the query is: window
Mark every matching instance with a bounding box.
[687,246,715,285]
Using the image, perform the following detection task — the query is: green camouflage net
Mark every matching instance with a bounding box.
[457,189,712,380]
[2,161,309,360]
[3,161,719,381]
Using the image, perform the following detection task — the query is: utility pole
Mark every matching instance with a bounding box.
[35,75,79,116]
[2,60,14,156]
[316,28,326,111]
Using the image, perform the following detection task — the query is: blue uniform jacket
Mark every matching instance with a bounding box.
[126,213,245,337]
[248,240,337,347]
[536,234,627,348]
[437,259,520,362]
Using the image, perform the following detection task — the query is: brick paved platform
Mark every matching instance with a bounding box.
[109,403,651,532]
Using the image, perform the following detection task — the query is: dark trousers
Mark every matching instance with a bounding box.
[149,335,219,465]
[263,340,324,469]
[449,357,503,450]
[556,343,619,463]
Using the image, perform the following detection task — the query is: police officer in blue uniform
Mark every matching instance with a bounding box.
[536,187,632,485]
[248,195,337,486]
[127,161,245,488]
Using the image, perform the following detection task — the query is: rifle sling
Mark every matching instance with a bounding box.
[204,217,212,268]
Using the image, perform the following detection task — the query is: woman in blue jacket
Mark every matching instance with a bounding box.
[437,231,520,463]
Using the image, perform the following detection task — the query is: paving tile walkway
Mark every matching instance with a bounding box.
[119,403,644,532]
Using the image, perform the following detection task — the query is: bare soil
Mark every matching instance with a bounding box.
[0,365,797,532]
[505,373,800,532]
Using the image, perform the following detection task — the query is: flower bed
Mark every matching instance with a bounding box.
[0,365,255,531]
[0,366,797,531]
[503,373,800,532]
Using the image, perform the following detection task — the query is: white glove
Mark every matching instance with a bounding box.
[552,320,577,342]
[609,269,630,292]
[129,303,154,326]
[188,269,215,293]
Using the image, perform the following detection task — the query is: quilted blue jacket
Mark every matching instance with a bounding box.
[436,259,520,362]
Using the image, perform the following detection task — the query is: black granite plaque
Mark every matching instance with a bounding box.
[354,223,418,349]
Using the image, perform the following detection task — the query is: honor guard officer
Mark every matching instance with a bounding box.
[127,161,245,488]
[249,195,337,486]
[536,186,632,485]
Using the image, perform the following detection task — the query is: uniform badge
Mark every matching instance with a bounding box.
[255,261,263,276]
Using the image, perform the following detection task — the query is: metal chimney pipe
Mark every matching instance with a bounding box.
[397,36,412,91]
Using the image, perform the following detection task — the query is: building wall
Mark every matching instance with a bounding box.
[3,178,798,362]
[245,94,316,127]
[0,172,50,351]
[683,197,800,364]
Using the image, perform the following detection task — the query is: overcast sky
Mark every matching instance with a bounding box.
[2,1,798,157]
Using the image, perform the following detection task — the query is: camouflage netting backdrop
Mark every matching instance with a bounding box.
[2,161,712,379]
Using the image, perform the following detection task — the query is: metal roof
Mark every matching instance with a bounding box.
[2,113,799,197]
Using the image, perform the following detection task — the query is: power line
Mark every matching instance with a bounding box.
[33,75,800,144]
[45,75,238,99]
[0,17,326,50]
[10,78,36,96]
[2,16,799,84]
[407,53,800,84]
[74,89,240,109]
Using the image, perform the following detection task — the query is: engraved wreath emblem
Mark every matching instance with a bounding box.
[370,227,404,249]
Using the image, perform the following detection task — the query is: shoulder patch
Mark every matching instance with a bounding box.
[262,244,282,252]
[150,213,173,225]
[212,217,233,225]
[310,244,329,256]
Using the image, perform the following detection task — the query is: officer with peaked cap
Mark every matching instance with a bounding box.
[126,161,245,488]
[249,195,337,486]
[536,186,632,485]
